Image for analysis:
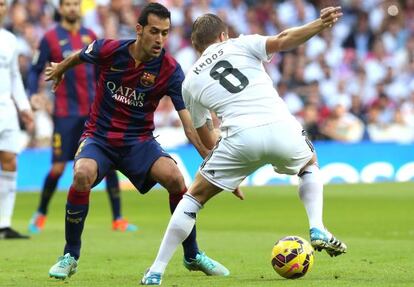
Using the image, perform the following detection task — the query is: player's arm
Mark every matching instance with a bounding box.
[196,118,217,150]
[265,6,342,54]
[11,48,34,132]
[44,50,83,91]
[177,109,211,159]
[27,37,51,98]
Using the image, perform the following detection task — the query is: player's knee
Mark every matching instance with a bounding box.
[0,154,16,171]
[165,170,185,195]
[50,163,66,177]
[73,166,95,190]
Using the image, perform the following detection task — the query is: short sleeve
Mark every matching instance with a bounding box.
[167,64,186,111]
[79,39,104,65]
[182,84,211,129]
[237,34,272,62]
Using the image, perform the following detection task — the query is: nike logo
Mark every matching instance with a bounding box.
[67,210,82,215]
[110,66,124,72]
[184,211,196,219]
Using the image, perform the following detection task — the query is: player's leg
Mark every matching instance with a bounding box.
[148,157,200,261]
[28,162,66,233]
[105,170,137,231]
[143,171,224,285]
[298,155,347,257]
[29,117,81,233]
[142,134,255,284]
[0,150,29,239]
[269,120,346,257]
[49,138,114,279]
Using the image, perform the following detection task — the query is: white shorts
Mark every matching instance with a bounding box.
[0,128,21,154]
[199,119,314,191]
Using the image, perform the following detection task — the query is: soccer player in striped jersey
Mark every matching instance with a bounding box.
[46,2,229,280]
[27,0,137,234]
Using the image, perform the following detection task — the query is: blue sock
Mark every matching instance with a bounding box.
[105,170,121,220]
[38,171,60,214]
[64,202,89,260]
[170,193,199,261]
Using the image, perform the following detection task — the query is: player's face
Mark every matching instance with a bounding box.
[0,0,7,24]
[138,14,170,58]
[59,0,81,24]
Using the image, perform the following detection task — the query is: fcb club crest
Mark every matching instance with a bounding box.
[140,71,157,87]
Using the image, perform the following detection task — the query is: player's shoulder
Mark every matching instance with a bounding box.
[80,26,97,39]
[98,38,134,55]
[162,51,179,69]
[0,28,17,43]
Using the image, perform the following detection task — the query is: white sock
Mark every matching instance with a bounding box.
[149,194,202,274]
[298,164,325,230]
[0,171,17,228]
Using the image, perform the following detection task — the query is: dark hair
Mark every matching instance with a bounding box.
[138,2,171,26]
[191,14,227,53]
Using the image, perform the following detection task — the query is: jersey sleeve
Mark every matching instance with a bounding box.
[27,37,50,96]
[167,64,186,111]
[11,47,30,112]
[182,84,211,129]
[79,39,105,65]
[237,34,273,62]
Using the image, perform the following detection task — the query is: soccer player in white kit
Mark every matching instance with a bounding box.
[0,0,33,239]
[142,6,346,285]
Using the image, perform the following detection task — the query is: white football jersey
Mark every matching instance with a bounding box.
[0,28,30,130]
[183,34,293,136]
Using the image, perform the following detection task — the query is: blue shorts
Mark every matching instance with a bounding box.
[52,116,88,163]
[74,137,171,193]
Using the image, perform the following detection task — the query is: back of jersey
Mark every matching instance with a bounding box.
[183,34,292,136]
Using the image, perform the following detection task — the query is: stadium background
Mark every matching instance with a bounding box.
[3,0,414,189]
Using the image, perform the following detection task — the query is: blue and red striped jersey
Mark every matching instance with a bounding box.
[28,24,97,117]
[79,39,186,147]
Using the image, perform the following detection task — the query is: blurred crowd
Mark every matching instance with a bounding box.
[4,0,414,147]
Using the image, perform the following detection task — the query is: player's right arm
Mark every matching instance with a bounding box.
[265,6,342,54]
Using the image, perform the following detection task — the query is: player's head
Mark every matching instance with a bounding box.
[0,0,7,24]
[191,14,228,54]
[59,0,81,24]
[136,2,171,58]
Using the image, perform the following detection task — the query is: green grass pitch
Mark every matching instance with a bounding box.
[1,182,413,286]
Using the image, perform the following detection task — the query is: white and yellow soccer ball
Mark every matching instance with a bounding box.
[271,236,314,279]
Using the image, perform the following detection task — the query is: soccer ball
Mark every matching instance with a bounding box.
[271,236,314,279]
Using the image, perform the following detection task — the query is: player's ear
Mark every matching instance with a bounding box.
[219,32,227,42]
[136,24,144,36]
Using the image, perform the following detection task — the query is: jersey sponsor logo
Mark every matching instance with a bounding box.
[193,49,224,75]
[140,71,157,87]
[106,81,145,107]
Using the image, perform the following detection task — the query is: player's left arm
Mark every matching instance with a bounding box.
[266,6,342,54]
[10,47,34,132]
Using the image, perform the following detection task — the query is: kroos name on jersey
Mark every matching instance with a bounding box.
[193,49,223,75]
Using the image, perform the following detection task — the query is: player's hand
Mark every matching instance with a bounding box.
[45,62,64,92]
[232,187,245,200]
[20,109,34,133]
[320,6,342,28]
